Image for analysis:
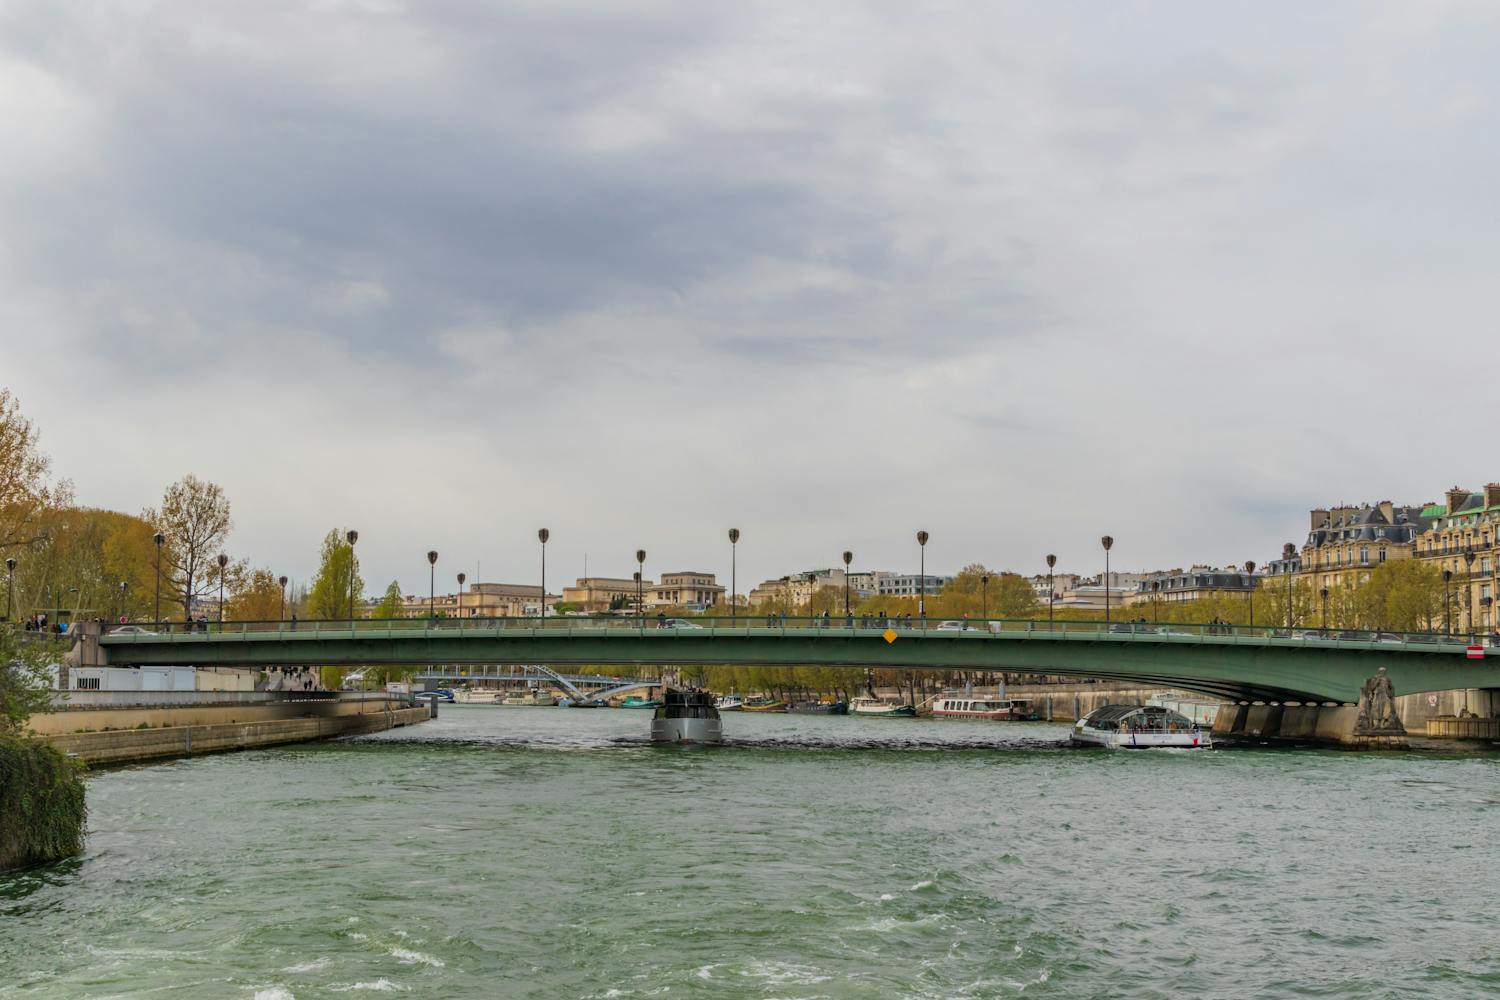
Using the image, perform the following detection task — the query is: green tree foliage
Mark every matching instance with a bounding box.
[1350,559,1444,632]
[370,581,403,619]
[7,508,163,622]
[0,734,86,872]
[307,529,364,620]
[0,629,59,732]
[0,389,72,557]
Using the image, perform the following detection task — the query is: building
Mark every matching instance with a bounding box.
[645,572,725,611]
[1126,566,1255,606]
[561,577,653,612]
[1055,573,1147,610]
[1414,484,1500,630]
[395,583,558,618]
[1029,573,1079,604]
[876,574,955,598]
[1293,500,1434,592]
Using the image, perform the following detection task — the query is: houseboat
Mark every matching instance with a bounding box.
[1071,704,1211,749]
[930,694,1037,720]
[849,696,917,718]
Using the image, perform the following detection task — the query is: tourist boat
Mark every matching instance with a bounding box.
[650,688,723,744]
[788,700,848,715]
[620,695,664,709]
[848,696,917,718]
[930,694,1037,720]
[716,694,745,711]
[501,689,557,707]
[742,698,789,713]
[1071,704,1211,749]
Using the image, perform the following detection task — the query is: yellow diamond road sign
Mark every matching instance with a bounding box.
[883,628,898,644]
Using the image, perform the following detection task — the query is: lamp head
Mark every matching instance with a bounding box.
[427,550,439,566]
[842,551,852,566]
[346,529,358,546]
[728,528,740,544]
[538,528,550,544]
[1101,535,1113,551]
[916,530,929,547]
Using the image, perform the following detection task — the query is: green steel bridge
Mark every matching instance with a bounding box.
[92,617,1500,705]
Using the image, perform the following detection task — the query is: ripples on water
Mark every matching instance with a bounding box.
[2,705,1499,999]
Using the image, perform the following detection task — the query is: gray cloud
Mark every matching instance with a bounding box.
[2,0,1498,593]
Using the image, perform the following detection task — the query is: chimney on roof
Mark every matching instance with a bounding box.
[1486,483,1500,509]
[1310,507,1330,530]
[1447,486,1469,514]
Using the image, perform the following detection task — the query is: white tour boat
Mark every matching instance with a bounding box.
[1071,704,1211,749]
[849,696,917,718]
[716,694,745,711]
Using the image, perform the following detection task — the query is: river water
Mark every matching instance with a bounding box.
[3,705,1499,999]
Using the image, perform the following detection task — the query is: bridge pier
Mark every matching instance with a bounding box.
[1212,671,1412,749]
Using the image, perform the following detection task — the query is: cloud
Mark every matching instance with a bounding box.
[2,0,1497,592]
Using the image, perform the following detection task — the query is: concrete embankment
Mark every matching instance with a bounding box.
[998,682,1207,722]
[28,693,427,766]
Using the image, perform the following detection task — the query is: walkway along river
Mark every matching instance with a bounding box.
[2,705,1498,998]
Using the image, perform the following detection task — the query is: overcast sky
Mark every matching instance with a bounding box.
[3,1,1498,595]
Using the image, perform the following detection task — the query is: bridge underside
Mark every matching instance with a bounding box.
[98,627,1500,705]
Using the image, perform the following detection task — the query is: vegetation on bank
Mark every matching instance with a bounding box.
[0,628,86,873]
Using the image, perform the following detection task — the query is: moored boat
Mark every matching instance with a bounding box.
[742,698,789,713]
[650,688,723,744]
[501,689,557,707]
[848,696,917,718]
[788,700,848,715]
[1071,704,1211,749]
[716,694,745,711]
[930,694,1037,720]
[620,695,664,709]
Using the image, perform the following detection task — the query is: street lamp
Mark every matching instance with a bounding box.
[118,580,128,622]
[1320,586,1330,632]
[980,574,990,620]
[1464,547,1477,634]
[1243,560,1256,625]
[1150,578,1160,625]
[279,575,288,622]
[216,553,228,624]
[1101,536,1114,627]
[1443,569,1453,635]
[153,531,164,627]
[427,550,439,619]
[346,529,359,623]
[916,530,929,626]
[636,549,646,627]
[1046,554,1056,628]
[538,528,550,621]
[4,557,14,623]
[1282,542,1296,630]
[457,572,467,618]
[843,550,854,616]
[728,528,740,622]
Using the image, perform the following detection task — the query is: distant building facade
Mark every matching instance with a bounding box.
[645,572,725,610]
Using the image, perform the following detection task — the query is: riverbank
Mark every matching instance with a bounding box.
[27,692,428,765]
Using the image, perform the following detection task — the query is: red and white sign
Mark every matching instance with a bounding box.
[1466,646,1485,660]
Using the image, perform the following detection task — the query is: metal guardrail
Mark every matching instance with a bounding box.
[91,616,1499,652]
[47,690,410,709]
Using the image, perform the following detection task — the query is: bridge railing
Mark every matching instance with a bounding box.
[95,615,1496,650]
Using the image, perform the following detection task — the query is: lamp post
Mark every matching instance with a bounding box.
[1320,586,1330,632]
[843,551,853,616]
[1442,569,1453,634]
[916,530,929,626]
[1464,547,1477,635]
[456,572,466,619]
[279,575,288,621]
[728,528,740,622]
[980,574,990,620]
[216,553,228,624]
[1101,536,1114,627]
[427,550,439,619]
[4,557,14,623]
[1150,579,1160,625]
[118,580,128,622]
[1282,542,1296,630]
[153,531,164,627]
[636,549,646,627]
[1046,554,1056,628]
[346,529,359,623]
[1243,561,1256,625]
[538,529,550,621]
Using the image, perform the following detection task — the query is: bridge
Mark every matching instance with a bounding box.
[90,616,1500,705]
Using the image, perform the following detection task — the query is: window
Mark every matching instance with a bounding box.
[1360,547,1369,565]
[76,677,101,690]
[1379,549,1387,563]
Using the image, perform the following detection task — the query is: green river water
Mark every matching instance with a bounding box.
[2,705,1499,999]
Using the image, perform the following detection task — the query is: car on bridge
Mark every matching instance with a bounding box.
[660,619,704,630]
[108,625,159,636]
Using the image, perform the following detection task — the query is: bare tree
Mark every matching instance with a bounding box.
[143,475,236,620]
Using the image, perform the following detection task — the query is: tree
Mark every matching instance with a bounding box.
[307,529,363,619]
[370,581,403,619]
[143,475,237,621]
[0,389,71,557]
[0,629,59,732]
[1356,560,1444,633]
[226,569,285,622]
